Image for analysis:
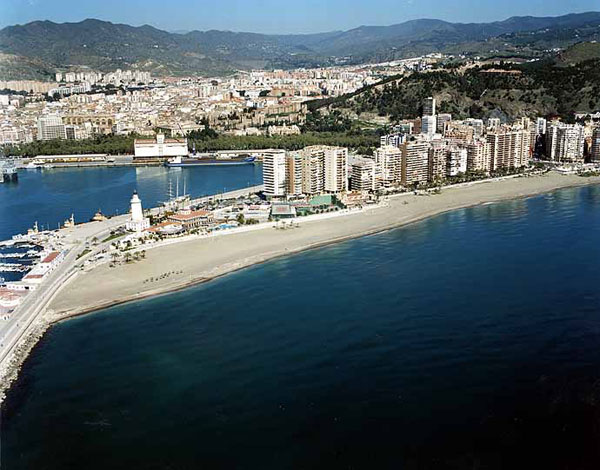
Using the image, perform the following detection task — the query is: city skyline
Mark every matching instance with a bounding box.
[1,0,599,33]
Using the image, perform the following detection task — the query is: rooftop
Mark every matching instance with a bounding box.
[41,251,60,264]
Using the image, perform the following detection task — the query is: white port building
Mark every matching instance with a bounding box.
[134,134,188,160]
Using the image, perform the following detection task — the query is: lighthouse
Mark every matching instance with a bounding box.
[126,190,150,232]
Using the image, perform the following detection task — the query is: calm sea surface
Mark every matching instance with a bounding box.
[2,184,600,469]
[0,165,263,241]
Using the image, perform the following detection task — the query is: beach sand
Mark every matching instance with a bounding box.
[47,172,600,321]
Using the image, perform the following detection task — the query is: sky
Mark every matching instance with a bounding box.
[1,0,599,33]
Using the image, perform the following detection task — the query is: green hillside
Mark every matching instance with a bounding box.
[315,60,600,121]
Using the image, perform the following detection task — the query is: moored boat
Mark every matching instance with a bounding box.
[165,155,256,167]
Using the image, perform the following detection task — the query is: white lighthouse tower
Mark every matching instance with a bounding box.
[126,190,150,232]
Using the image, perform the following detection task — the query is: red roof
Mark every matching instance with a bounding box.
[23,274,44,279]
[41,252,60,264]
[169,210,212,221]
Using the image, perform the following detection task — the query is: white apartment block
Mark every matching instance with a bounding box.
[380,133,406,148]
[536,117,547,136]
[37,115,66,140]
[262,150,288,197]
[374,145,402,185]
[324,146,348,193]
[546,123,585,162]
[422,115,437,136]
[447,147,468,176]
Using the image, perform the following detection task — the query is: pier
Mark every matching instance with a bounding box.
[0,159,18,183]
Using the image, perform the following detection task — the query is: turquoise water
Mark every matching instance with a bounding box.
[0,165,263,240]
[3,185,600,468]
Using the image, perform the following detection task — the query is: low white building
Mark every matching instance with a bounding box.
[134,134,188,160]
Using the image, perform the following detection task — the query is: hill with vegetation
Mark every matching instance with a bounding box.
[557,42,600,65]
[1,13,599,79]
[312,59,600,122]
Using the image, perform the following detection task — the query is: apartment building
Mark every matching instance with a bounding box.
[350,157,377,192]
[301,151,325,195]
[324,146,348,193]
[591,127,600,163]
[402,140,430,186]
[37,115,66,140]
[486,127,531,170]
[285,152,304,196]
[466,139,492,173]
[263,150,287,197]
[428,140,448,182]
[447,146,468,176]
[546,123,585,162]
[374,145,402,185]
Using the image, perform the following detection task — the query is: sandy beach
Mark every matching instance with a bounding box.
[46,172,600,321]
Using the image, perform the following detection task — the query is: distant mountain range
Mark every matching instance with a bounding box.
[1,13,599,80]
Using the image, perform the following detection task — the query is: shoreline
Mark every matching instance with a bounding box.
[48,172,600,323]
[2,172,600,404]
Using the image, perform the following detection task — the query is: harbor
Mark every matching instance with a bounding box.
[0,163,263,241]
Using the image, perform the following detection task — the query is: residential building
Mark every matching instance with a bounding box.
[263,150,287,197]
[350,157,377,192]
[301,150,325,195]
[486,127,531,170]
[428,140,448,182]
[37,115,65,140]
[285,152,304,195]
[437,113,452,134]
[591,127,600,163]
[447,146,468,176]
[422,115,437,136]
[423,97,436,116]
[467,139,492,173]
[324,146,348,193]
[375,145,402,185]
[402,140,430,186]
[546,123,585,162]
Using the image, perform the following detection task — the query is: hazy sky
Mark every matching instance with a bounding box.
[1,0,598,33]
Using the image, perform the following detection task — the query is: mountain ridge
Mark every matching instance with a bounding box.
[1,12,599,79]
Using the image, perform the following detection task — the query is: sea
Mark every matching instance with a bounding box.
[2,180,600,469]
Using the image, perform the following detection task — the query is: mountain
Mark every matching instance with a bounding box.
[0,13,599,80]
